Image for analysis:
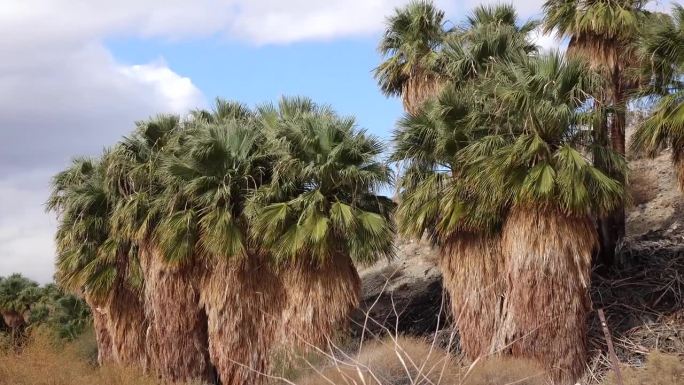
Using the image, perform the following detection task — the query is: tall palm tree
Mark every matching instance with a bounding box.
[251,97,394,349]
[631,5,684,190]
[392,4,538,360]
[466,54,625,384]
[543,0,648,265]
[106,115,214,383]
[375,0,448,115]
[154,101,282,385]
[47,158,116,364]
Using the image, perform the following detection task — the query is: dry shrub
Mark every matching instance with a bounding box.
[441,233,506,359]
[600,352,684,385]
[0,330,159,385]
[628,167,658,206]
[294,336,548,385]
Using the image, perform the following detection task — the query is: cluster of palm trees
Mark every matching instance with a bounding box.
[0,274,89,341]
[376,0,684,384]
[47,1,684,385]
[47,99,393,384]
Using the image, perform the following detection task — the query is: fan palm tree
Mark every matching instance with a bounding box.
[0,274,39,330]
[631,5,684,190]
[392,4,538,359]
[250,97,394,349]
[466,54,625,384]
[47,158,116,364]
[153,101,283,385]
[106,115,215,383]
[542,0,648,265]
[375,0,448,115]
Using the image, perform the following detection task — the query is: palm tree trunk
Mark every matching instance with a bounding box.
[675,148,684,191]
[140,244,213,383]
[84,294,114,365]
[401,73,442,115]
[279,254,361,349]
[200,256,285,385]
[106,283,149,369]
[440,233,507,358]
[500,206,595,385]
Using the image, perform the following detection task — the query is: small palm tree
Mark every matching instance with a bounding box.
[0,274,39,330]
[466,54,625,383]
[543,0,648,264]
[375,0,448,115]
[631,5,684,190]
[251,97,394,349]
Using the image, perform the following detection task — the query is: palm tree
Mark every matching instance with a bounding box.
[631,5,684,190]
[375,0,448,115]
[467,54,625,383]
[251,97,394,349]
[106,115,214,383]
[0,274,39,331]
[392,4,538,360]
[47,158,117,364]
[153,101,282,385]
[542,0,648,265]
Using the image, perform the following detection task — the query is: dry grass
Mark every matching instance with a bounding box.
[501,206,596,385]
[291,336,549,385]
[441,233,506,359]
[0,330,161,385]
[600,352,684,385]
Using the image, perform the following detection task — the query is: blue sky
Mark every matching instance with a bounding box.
[106,37,404,142]
[1,0,681,283]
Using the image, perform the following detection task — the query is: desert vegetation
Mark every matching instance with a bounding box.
[3,1,684,385]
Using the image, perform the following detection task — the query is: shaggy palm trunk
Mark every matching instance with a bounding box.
[279,254,361,349]
[440,233,507,359]
[401,73,442,116]
[140,245,213,383]
[106,283,148,368]
[200,255,285,385]
[84,294,114,365]
[500,206,595,385]
[674,149,684,192]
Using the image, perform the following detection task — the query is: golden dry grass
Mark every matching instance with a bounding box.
[501,206,596,385]
[600,352,684,385]
[0,330,160,385]
[440,233,506,360]
[293,336,549,385]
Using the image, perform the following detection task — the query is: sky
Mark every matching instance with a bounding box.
[0,0,680,283]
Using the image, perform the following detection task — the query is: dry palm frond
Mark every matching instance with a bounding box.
[140,245,212,383]
[199,255,285,385]
[501,205,596,385]
[441,233,506,359]
[401,73,443,116]
[105,283,148,368]
[279,254,361,350]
